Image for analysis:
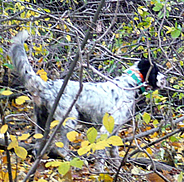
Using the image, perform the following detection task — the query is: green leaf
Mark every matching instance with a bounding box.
[153,119,159,126]
[3,63,14,69]
[173,85,180,89]
[169,136,179,142]
[171,29,181,38]
[143,112,151,124]
[178,172,183,182]
[152,3,163,11]
[58,162,70,175]
[157,11,163,19]
[179,93,184,100]
[102,113,114,134]
[70,158,83,169]
[0,47,3,53]
[180,61,183,66]
[87,127,97,143]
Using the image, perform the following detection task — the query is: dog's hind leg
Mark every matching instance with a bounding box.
[34,104,77,159]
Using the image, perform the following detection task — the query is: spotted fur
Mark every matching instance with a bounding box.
[9,30,166,160]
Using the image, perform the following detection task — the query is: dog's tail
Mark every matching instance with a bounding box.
[9,30,35,78]
[9,30,46,98]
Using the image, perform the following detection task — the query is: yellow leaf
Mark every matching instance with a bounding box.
[140,143,146,148]
[150,132,158,138]
[26,11,32,18]
[45,161,62,167]
[7,140,18,150]
[131,166,141,175]
[37,179,47,182]
[38,57,44,63]
[152,89,158,95]
[33,133,43,139]
[160,97,167,101]
[66,18,73,25]
[78,144,91,156]
[138,8,143,15]
[119,150,126,157]
[44,8,50,13]
[36,69,47,75]
[98,64,103,70]
[36,69,48,82]
[63,117,76,126]
[40,74,48,82]
[67,131,79,142]
[10,135,17,141]
[14,146,27,159]
[55,142,64,148]
[18,133,30,140]
[99,174,113,182]
[134,17,139,20]
[107,136,123,146]
[94,140,110,150]
[66,35,71,42]
[63,24,67,29]
[146,148,152,155]
[0,124,8,134]
[35,21,39,26]
[115,33,119,38]
[164,26,174,34]
[1,90,13,96]
[153,119,159,125]
[87,127,97,143]
[24,43,29,52]
[50,120,59,129]
[102,113,114,134]
[81,140,90,148]
[33,45,42,52]
[99,134,108,141]
[15,96,30,105]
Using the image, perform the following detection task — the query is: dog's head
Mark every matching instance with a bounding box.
[138,59,166,89]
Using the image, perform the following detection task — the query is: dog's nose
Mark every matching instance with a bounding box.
[156,72,167,89]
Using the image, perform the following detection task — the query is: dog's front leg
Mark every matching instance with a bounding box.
[98,125,121,170]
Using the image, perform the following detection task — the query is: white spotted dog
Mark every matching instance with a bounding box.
[9,30,166,162]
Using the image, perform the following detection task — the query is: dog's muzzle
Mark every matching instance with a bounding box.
[156,72,166,89]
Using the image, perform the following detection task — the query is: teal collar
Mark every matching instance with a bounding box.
[125,69,145,93]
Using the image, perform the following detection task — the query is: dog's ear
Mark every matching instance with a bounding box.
[138,59,159,89]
